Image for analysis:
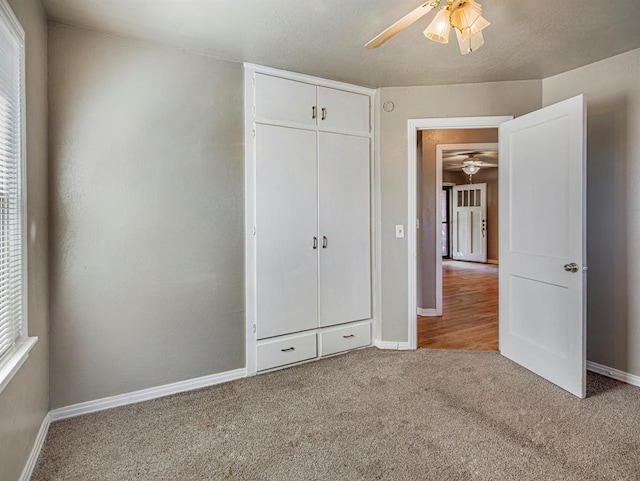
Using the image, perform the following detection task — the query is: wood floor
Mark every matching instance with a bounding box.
[418,260,498,351]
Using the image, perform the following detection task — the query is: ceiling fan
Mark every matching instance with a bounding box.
[444,152,497,173]
[366,0,490,54]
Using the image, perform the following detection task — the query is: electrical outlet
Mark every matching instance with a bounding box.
[395,225,404,238]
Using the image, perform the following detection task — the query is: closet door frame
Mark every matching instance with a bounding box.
[244,63,377,376]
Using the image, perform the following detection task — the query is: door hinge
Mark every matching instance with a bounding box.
[252,77,256,87]
[253,324,257,333]
[252,128,256,138]
[416,218,420,229]
[253,226,256,236]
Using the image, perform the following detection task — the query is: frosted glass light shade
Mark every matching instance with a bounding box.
[423,8,451,44]
[456,28,485,54]
[458,15,490,42]
[462,164,480,175]
[449,0,483,31]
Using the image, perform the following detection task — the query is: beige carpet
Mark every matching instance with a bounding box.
[33,349,640,480]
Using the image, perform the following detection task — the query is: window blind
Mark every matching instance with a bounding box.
[0,8,24,361]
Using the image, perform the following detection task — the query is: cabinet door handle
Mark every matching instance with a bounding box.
[281,347,295,352]
[312,106,317,120]
[322,236,328,248]
[321,108,327,120]
[313,237,318,249]
[343,334,355,339]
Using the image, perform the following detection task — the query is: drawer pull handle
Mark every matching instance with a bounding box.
[321,107,327,120]
[312,106,317,120]
[343,334,355,339]
[281,347,295,352]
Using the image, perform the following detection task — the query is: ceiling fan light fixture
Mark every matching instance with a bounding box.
[458,14,490,42]
[455,28,484,54]
[423,7,451,44]
[462,164,481,175]
[449,0,483,31]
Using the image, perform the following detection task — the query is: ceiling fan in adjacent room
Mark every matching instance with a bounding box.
[366,0,490,54]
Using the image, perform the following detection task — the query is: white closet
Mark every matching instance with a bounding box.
[245,65,374,374]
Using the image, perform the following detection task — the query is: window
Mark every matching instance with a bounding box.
[0,0,35,394]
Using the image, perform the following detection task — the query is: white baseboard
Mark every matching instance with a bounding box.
[417,308,438,316]
[487,259,499,265]
[374,340,412,350]
[49,367,247,422]
[587,361,640,388]
[19,413,50,481]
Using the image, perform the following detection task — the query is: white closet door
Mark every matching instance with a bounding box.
[317,87,370,135]
[318,133,371,327]
[256,124,318,339]
[255,74,317,127]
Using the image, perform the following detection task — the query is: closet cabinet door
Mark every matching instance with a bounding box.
[317,87,370,135]
[256,124,319,339]
[318,133,371,327]
[255,74,317,127]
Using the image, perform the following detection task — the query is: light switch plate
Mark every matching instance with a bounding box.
[395,225,404,238]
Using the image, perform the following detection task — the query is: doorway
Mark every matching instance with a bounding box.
[418,141,499,349]
[406,116,511,350]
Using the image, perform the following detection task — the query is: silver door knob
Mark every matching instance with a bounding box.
[563,262,579,273]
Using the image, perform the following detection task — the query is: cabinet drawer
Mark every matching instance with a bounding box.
[257,332,317,371]
[320,322,371,357]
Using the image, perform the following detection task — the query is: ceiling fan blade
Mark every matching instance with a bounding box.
[365,1,438,49]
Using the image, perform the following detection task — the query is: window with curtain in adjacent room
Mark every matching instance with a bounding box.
[0,0,36,394]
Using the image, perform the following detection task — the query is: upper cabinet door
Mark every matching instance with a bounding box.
[254,74,317,127]
[317,87,370,135]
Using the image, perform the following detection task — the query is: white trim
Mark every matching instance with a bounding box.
[243,66,258,376]
[0,336,37,394]
[18,413,50,481]
[587,361,640,388]
[374,340,412,350]
[408,117,512,350]
[49,368,247,421]
[243,63,376,97]
[487,259,499,265]
[371,89,382,349]
[0,0,25,41]
[435,143,498,316]
[417,308,438,316]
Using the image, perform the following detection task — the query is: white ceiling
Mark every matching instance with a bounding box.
[41,0,640,88]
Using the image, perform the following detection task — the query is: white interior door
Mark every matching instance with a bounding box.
[318,132,371,327]
[499,95,586,398]
[452,183,487,263]
[256,124,318,339]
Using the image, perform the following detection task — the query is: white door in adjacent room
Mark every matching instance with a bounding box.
[452,183,487,263]
[499,95,586,398]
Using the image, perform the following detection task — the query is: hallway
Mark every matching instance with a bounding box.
[418,260,498,350]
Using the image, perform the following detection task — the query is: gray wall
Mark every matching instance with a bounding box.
[543,48,640,377]
[419,129,498,310]
[378,81,542,342]
[49,24,245,408]
[0,1,49,480]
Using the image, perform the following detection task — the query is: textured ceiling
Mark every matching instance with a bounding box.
[41,0,640,88]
